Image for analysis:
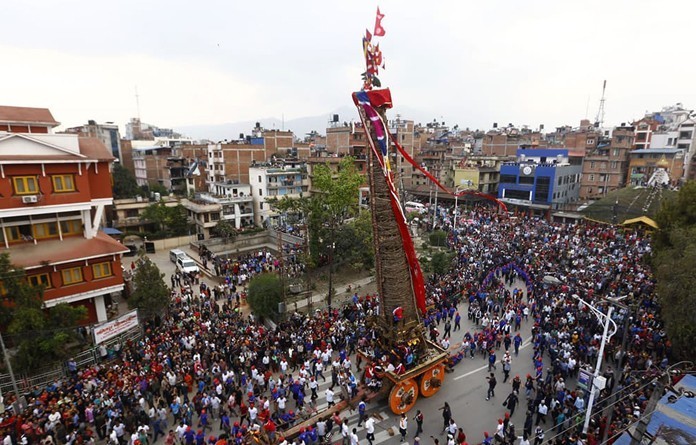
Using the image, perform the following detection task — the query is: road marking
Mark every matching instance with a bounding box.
[453,338,533,381]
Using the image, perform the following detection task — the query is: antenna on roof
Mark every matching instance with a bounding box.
[135,86,141,120]
[594,80,607,128]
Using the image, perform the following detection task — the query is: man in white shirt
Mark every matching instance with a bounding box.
[325,388,335,407]
[365,417,375,445]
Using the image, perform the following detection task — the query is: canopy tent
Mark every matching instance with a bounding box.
[622,216,659,229]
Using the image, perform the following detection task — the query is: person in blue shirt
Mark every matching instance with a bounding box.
[488,350,497,371]
[514,333,523,356]
[454,312,461,331]
[357,397,367,427]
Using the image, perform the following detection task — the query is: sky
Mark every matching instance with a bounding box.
[1,0,695,139]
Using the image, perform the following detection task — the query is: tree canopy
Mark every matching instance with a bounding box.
[141,203,191,237]
[0,253,87,372]
[128,258,170,318]
[213,219,238,244]
[246,273,283,320]
[652,181,696,361]
[112,164,142,199]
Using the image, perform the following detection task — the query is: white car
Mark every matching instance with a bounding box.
[176,256,200,274]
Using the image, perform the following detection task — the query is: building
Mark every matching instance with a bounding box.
[65,120,123,164]
[481,126,546,157]
[628,148,685,186]
[111,196,180,234]
[498,148,583,213]
[579,125,634,200]
[0,106,128,324]
[132,145,175,188]
[182,183,254,239]
[451,155,511,195]
[249,162,309,226]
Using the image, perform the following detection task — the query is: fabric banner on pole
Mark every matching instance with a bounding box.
[93,310,139,344]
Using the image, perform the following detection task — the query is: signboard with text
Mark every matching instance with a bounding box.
[93,310,139,344]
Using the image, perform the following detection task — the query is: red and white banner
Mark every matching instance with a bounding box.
[93,310,139,344]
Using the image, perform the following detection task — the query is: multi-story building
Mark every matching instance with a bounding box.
[451,155,512,195]
[64,120,123,164]
[182,183,254,240]
[677,118,696,181]
[498,148,583,213]
[132,145,175,188]
[111,196,180,233]
[249,162,309,226]
[0,106,128,324]
[628,148,685,186]
[482,126,546,157]
[579,125,634,200]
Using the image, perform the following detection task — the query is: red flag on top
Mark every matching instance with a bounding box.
[373,7,385,36]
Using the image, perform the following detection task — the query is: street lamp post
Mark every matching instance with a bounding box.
[571,294,624,435]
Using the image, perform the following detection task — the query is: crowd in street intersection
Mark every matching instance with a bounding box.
[0,205,670,445]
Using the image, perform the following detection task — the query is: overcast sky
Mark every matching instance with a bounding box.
[1,0,694,138]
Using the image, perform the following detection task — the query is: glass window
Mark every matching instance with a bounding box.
[52,175,75,192]
[60,220,83,236]
[28,273,51,288]
[12,176,38,195]
[92,262,112,279]
[33,222,59,239]
[62,267,83,285]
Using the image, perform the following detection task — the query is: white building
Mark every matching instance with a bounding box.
[182,183,254,240]
[249,163,308,226]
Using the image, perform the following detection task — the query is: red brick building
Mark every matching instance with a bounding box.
[0,106,128,324]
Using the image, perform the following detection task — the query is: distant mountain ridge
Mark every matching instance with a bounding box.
[174,105,440,142]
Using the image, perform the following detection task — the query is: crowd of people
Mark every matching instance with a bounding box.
[419,205,669,445]
[0,203,674,445]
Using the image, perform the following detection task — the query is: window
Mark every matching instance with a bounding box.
[52,175,75,192]
[612,149,619,157]
[60,220,82,236]
[92,262,112,279]
[259,189,263,197]
[28,273,51,288]
[12,176,38,195]
[259,202,264,210]
[589,174,595,181]
[61,267,83,285]
[33,222,59,239]
[211,213,220,221]
[4,226,22,242]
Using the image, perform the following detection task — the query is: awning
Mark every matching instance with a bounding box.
[622,216,658,229]
[102,227,123,235]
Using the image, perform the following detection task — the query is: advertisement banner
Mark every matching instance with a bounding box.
[93,310,139,344]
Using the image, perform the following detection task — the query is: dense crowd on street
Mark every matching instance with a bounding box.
[0,203,672,445]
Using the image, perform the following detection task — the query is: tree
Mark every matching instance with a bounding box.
[0,253,87,372]
[112,164,141,199]
[128,258,170,318]
[213,219,238,244]
[652,183,696,360]
[246,273,283,320]
[141,203,191,236]
[429,230,448,247]
[430,251,454,276]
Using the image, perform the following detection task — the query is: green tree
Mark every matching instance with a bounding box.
[213,219,238,244]
[430,251,454,275]
[141,203,191,236]
[429,230,448,247]
[652,182,696,360]
[246,273,283,320]
[0,253,87,372]
[128,258,170,318]
[112,164,141,199]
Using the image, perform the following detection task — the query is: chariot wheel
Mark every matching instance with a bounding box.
[419,364,446,397]
[388,378,419,414]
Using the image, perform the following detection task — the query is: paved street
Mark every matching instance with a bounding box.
[126,244,555,445]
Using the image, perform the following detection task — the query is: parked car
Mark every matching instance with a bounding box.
[176,256,200,274]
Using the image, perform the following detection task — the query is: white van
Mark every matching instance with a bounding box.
[176,256,200,274]
[404,201,426,213]
[169,249,187,263]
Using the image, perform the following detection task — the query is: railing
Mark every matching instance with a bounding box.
[0,327,142,396]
